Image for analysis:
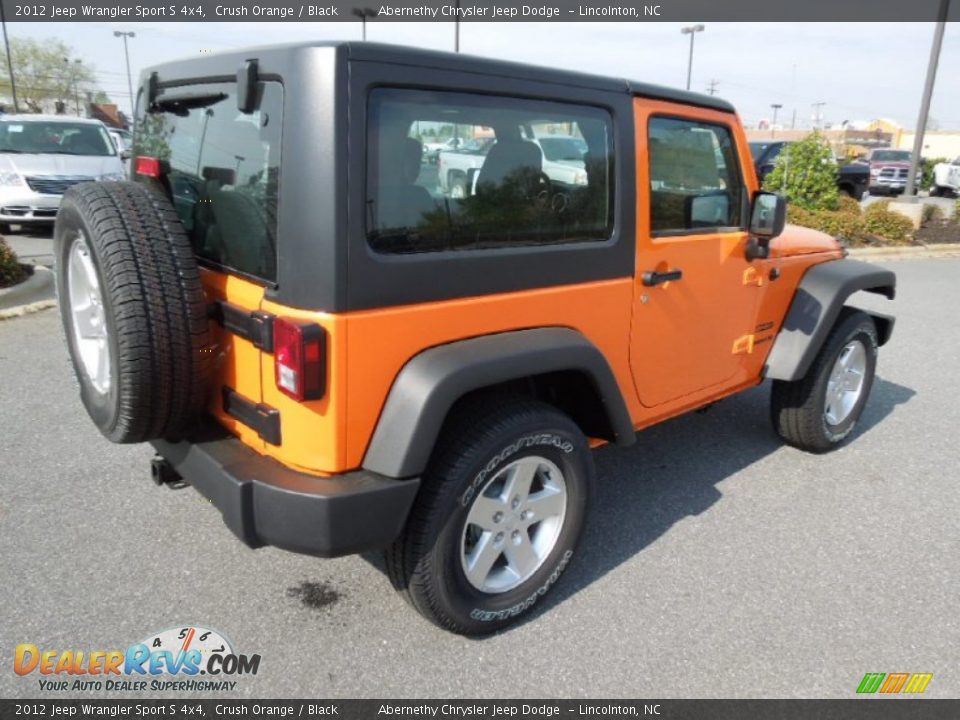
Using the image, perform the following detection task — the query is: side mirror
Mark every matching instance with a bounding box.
[120,151,131,162]
[747,191,786,260]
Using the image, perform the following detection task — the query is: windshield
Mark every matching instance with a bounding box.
[0,120,116,156]
[538,137,587,162]
[871,150,911,162]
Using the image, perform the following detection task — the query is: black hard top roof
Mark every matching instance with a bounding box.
[147,40,736,114]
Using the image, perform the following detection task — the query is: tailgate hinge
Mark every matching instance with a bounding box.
[209,301,275,353]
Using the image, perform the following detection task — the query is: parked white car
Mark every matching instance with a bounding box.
[930,156,960,197]
[0,115,125,233]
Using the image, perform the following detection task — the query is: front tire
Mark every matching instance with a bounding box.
[770,309,878,453]
[386,398,592,636]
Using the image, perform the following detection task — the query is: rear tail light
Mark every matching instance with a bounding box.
[273,318,326,402]
[135,156,161,178]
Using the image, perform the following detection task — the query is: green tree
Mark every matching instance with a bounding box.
[763,131,839,211]
[131,113,172,162]
[0,37,97,114]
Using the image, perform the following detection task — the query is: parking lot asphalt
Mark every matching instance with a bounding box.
[1,258,958,699]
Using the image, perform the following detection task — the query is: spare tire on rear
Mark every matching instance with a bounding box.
[55,181,212,444]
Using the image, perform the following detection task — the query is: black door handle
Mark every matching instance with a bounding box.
[642,269,683,287]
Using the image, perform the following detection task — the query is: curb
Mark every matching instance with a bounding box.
[0,265,56,319]
[847,243,960,261]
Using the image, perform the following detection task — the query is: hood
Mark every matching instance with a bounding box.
[771,223,842,257]
[870,160,911,170]
[0,152,122,178]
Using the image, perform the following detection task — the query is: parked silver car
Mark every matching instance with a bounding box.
[0,115,125,233]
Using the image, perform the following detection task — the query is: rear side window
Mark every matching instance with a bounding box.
[134,82,282,283]
[648,116,743,234]
[366,88,614,254]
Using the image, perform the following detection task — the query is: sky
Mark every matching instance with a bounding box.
[5,21,960,130]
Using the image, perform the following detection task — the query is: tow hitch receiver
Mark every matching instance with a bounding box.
[151,457,187,489]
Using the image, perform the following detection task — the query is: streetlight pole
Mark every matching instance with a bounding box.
[811,101,826,130]
[454,0,460,52]
[904,0,949,198]
[113,31,135,121]
[352,8,376,41]
[63,57,82,116]
[196,109,213,176]
[0,2,18,113]
[770,103,782,138]
[680,24,704,91]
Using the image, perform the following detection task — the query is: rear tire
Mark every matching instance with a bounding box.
[770,309,878,453]
[386,398,591,636]
[55,181,211,444]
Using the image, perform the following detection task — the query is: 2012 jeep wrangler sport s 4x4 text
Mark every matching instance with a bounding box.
[55,42,895,636]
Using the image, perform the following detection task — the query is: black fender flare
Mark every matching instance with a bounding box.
[361,327,636,479]
[764,258,896,382]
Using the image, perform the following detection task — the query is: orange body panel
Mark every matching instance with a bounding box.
[257,302,348,474]
[630,100,763,410]
[204,99,842,477]
[199,268,266,453]
[341,279,639,471]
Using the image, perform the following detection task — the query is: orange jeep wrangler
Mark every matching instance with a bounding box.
[55,42,896,636]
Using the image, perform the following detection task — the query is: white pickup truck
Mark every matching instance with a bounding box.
[437,134,589,198]
[930,156,960,197]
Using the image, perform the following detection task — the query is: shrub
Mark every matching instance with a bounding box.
[787,205,869,246]
[865,198,892,215]
[921,157,948,190]
[863,208,914,245]
[0,237,27,288]
[763,130,839,211]
[922,203,944,224]
[837,195,862,215]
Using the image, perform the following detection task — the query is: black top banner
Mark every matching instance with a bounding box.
[0,0,958,22]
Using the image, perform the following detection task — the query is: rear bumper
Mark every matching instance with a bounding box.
[151,426,420,558]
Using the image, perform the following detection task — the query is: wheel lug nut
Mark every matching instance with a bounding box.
[511,497,520,509]
[512,530,521,541]
[493,511,503,523]
[494,532,504,543]
[521,510,530,520]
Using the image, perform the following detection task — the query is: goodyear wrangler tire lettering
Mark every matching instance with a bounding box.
[385,398,592,636]
[460,433,575,508]
[470,549,574,622]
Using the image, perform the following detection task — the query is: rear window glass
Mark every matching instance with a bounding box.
[366,88,614,255]
[134,82,282,283]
